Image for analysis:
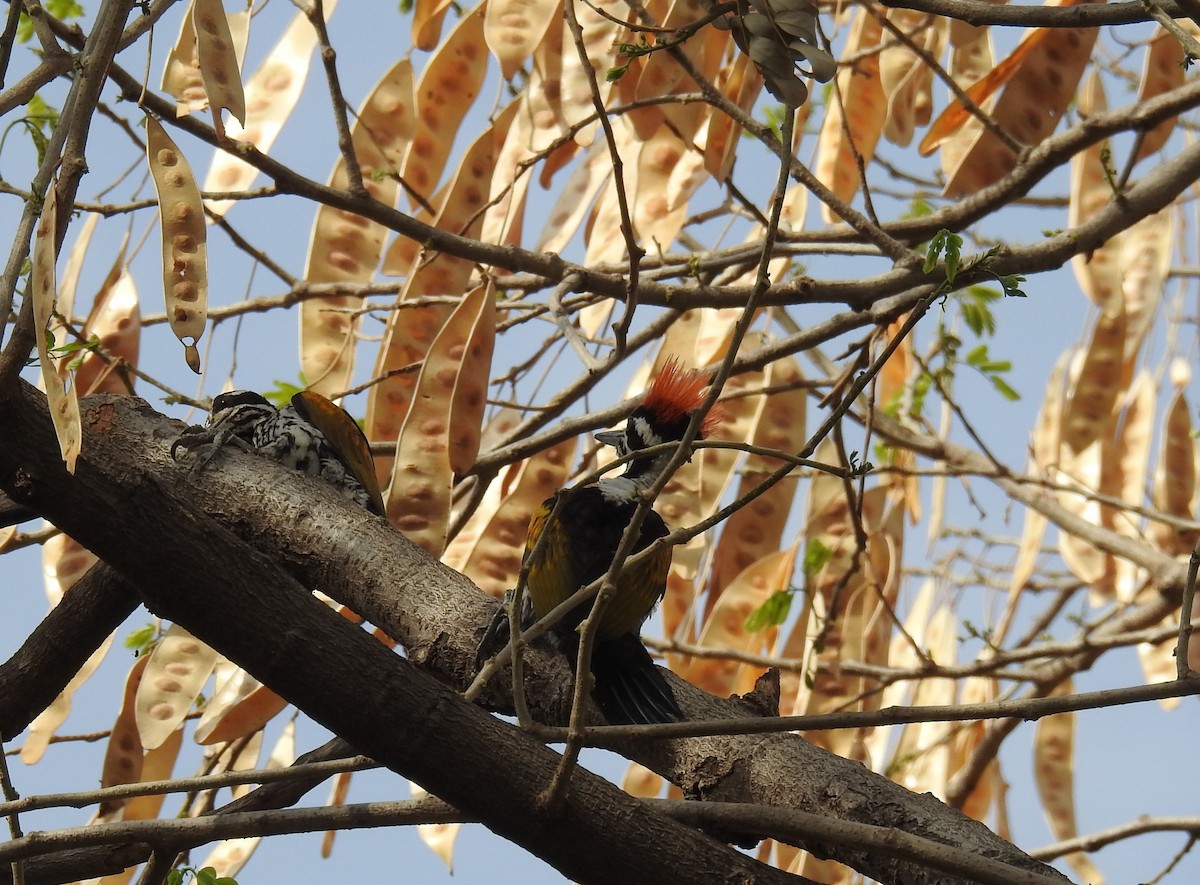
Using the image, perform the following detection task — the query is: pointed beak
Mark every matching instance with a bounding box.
[594,430,624,449]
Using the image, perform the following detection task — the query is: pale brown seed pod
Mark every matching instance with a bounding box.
[146,116,208,373]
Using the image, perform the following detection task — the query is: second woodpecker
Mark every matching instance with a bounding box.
[172,389,385,516]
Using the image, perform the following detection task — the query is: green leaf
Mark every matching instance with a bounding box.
[19,1,83,42]
[944,246,960,283]
[263,376,307,408]
[26,94,59,132]
[923,229,963,284]
[903,197,933,220]
[166,872,184,885]
[958,285,999,337]
[922,237,939,274]
[965,344,988,367]
[910,372,932,416]
[802,538,833,576]
[744,590,791,632]
[872,441,896,467]
[48,0,84,18]
[762,103,788,141]
[990,375,1021,401]
[999,273,1027,298]
[124,623,157,654]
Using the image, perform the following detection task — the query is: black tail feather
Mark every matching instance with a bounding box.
[589,633,682,725]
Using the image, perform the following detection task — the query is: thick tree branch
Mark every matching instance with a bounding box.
[0,562,139,741]
[0,382,798,885]
[879,0,1171,27]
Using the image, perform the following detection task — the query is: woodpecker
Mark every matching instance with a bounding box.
[479,358,720,725]
[172,389,385,516]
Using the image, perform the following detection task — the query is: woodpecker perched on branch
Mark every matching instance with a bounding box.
[172,389,385,516]
[479,358,721,725]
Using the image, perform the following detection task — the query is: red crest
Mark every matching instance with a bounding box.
[641,357,723,438]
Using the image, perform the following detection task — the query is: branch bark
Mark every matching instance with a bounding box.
[0,561,139,741]
[0,382,800,885]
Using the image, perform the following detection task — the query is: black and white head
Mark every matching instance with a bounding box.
[206,390,279,445]
[171,390,278,463]
[595,359,721,486]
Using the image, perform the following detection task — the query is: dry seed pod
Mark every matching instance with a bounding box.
[1148,386,1198,556]
[1034,680,1105,885]
[1061,307,1127,454]
[889,603,956,795]
[163,2,250,116]
[193,667,288,745]
[583,177,627,267]
[402,4,489,204]
[367,106,515,481]
[322,771,354,857]
[940,0,1102,195]
[863,577,935,771]
[951,678,1000,822]
[26,534,109,763]
[203,2,336,216]
[479,105,534,252]
[1119,207,1171,363]
[447,283,496,474]
[146,116,208,373]
[537,140,609,253]
[97,655,151,816]
[632,0,715,142]
[134,622,219,749]
[118,725,184,829]
[684,546,797,696]
[21,631,115,764]
[301,58,415,395]
[413,0,455,50]
[32,186,82,471]
[814,9,886,222]
[708,357,806,597]
[559,0,623,146]
[634,129,692,248]
[1134,27,1185,163]
[622,762,664,799]
[1068,71,1122,309]
[197,722,295,877]
[921,30,1037,157]
[59,211,99,320]
[193,0,247,136]
[413,783,460,868]
[485,0,558,79]
[386,283,493,550]
[879,13,945,147]
[704,53,764,184]
[76,265,140,396]
[162,0,208,114]
[1107,371,1154,603]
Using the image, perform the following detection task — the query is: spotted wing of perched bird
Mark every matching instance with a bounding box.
[172,390,385,516]
[479,358,720,725]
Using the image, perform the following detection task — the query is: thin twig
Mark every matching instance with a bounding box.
[1176,536,1200,678]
